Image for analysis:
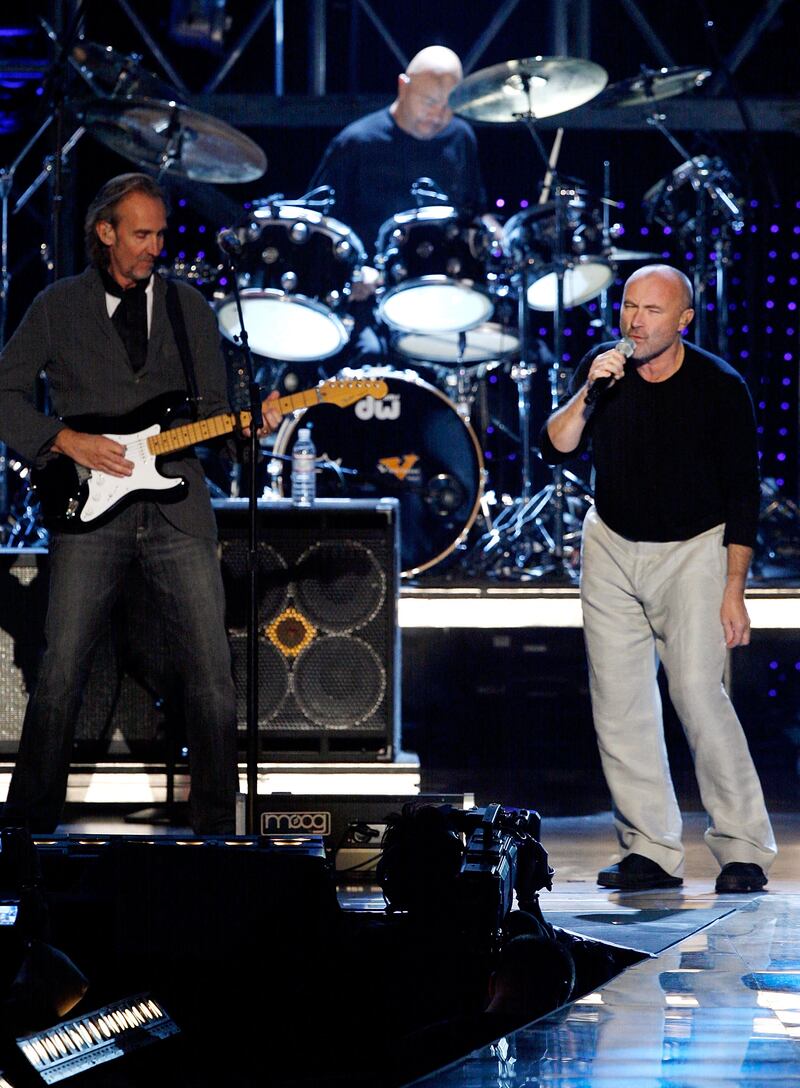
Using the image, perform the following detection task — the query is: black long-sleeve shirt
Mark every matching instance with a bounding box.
[539,341,761,547]
[309,107,486,260]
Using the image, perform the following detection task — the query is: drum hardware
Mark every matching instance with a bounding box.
[593,64,712,109]
[69,39,182,101]
[72,96,267,184]
[448,56,609,124]
[642,147,744,355]
[410,176,451,205]
[375,203,497,336]
[214,201,367,363]
[598,61,742,354]
[451,59,611,581]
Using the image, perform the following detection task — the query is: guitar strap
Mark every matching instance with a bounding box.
[165,279,201,421]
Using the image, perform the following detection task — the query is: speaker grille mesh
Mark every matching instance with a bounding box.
[216,501,399,759]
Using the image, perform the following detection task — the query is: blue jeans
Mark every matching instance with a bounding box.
[3,502,238,834]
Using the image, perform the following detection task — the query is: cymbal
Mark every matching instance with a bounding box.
[449,56,608,123]
[606,247,661,261]
[71,40,179,102]
[595,65,711,108]
[75,97,267,184]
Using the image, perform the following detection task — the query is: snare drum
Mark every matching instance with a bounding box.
[375,206,495,334]
[391,322,519,369]
[271,369,484,577]
[215,205,366,362]
[503,197,613,311]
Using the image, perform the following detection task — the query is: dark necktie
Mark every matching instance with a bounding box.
[102,269,149,372]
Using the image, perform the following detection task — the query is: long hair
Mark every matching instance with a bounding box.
[84,173,168,268]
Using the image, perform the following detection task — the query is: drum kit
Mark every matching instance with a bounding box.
[248,56,718,581]
[4,36,735,581]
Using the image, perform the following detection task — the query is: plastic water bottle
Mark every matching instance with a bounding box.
[290,426,316,505]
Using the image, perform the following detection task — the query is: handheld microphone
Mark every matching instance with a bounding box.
[217,227,244,259]
[585,336,635,406]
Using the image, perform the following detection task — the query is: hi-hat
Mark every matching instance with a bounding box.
[71,40,179,102]
[595,65,711,108]
[75,98,267,184]
[449,56,608,123]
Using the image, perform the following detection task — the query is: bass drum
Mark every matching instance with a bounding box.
[271,370,484,577]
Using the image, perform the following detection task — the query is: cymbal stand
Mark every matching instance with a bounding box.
[463,105,588,580]
[644,111,744,355]
[439,332,479,422]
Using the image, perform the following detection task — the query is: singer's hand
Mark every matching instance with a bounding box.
[587,347,627,390]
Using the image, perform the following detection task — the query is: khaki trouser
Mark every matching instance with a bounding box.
[580,506,777,876]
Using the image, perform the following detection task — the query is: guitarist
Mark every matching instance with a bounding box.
[0,173,282,836]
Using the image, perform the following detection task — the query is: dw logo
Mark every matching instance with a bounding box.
[261,811,331,836]
[355,394,400,421]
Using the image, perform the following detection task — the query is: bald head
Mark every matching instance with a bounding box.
[391,46,463,139]
[406,46,463,82]
[620,264,695,367]
[626,264,694,311]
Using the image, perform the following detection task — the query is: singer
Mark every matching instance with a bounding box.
[540,264,776,894]
[0,173,282,836]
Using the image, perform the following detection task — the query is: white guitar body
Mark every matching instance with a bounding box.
[77,424,183,524]
[35,378,390,532]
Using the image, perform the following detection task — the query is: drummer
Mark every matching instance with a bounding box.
[308,45,494,365]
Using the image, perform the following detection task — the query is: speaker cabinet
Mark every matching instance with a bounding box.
[214,498,401,761]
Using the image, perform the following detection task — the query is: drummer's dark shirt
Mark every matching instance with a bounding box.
[309,107,487,260]
[538,340,761,548]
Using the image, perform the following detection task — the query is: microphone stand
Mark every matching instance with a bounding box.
[219,238,263,835]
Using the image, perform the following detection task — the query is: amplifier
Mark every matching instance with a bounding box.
[215,498,401,762]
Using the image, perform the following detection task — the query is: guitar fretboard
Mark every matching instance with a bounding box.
[145,380,385,456]
[145,384,347,457]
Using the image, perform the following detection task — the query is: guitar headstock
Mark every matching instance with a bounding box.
[317,378,389,407]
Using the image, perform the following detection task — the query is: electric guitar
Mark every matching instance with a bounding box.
[33,377,389,532]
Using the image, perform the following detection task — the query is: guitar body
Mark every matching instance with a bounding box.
[34,394,191,533]
[31,378,390,533]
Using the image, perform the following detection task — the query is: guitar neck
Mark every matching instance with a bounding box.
[146,387,324,457]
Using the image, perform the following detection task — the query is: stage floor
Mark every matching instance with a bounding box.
[43,806,800,1087]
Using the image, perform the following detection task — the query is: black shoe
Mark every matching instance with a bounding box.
[598,853,683,890]
[715,862,768,893]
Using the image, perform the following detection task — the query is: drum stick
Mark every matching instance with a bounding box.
[539,127,564,205]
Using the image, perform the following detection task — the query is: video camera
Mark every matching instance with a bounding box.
[377,802,554,950]
[450,803,554,940]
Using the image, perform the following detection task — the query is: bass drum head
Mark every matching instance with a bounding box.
[271,370,484,577]
[216,288,350,362]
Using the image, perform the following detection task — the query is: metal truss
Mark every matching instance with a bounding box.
[61,0,795,133]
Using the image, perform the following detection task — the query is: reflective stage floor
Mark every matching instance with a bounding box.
[410,811,800,1088]
[40,806,800,1088]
